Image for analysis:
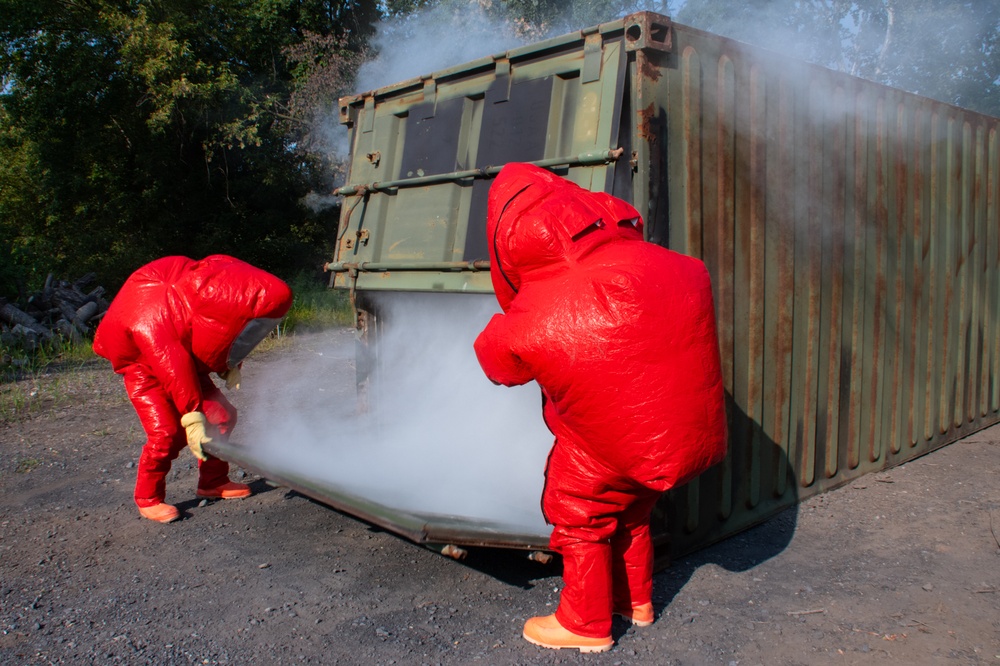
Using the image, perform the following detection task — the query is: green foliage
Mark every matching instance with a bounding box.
[280,272,355,333]
[0,338,97,423]
[15,458,40,473]
[280,29,365,192]
[1,336,96,384]
[0,0,380,294]
[0,107,47,298]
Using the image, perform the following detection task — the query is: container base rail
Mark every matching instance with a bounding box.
[204,439,553,555]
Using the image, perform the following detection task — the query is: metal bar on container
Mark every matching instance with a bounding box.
[325,260,491,273]
[333,148,624,196]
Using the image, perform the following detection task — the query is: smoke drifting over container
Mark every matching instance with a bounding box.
[354,3,529,95]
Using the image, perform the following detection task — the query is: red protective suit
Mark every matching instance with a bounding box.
[93,255,292,508]
[474,163,728,639]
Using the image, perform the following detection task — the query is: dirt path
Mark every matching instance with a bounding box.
[1,330,998,665]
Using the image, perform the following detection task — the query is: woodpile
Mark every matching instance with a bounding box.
[0,273,109,350]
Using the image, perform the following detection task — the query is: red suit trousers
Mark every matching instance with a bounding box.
[542,440,661,638]
[124,366,236,507]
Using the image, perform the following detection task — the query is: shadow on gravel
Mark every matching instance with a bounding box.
[172,478,284,517]
[438,406,801,610]
[653,505,798,603]
[650,397,800,618]
[454,547,559,590]
[287,489,559,590]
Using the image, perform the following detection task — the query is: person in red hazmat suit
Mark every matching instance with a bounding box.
[474,163,728,652]
[93,255,293,524]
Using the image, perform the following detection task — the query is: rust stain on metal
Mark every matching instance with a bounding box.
[801,104,823,485]
[822,86,847,479]
[868,100,888,464]
[846,105,867,471]
[890,103,908,455]
[637,103,657,142]
[771,81,795,486]
[639,54,662,83]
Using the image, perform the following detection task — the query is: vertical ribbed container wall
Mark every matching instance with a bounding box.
[660,21,1000,555]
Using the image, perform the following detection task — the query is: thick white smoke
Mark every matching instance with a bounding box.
[355,0,680,97]
[244,293,553,537]
[354,2,531,95]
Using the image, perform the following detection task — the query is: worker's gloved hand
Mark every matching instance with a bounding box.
[218,365,242,390]
[180,411,212,461]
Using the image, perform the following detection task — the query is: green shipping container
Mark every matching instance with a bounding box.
[219,12,1000,561]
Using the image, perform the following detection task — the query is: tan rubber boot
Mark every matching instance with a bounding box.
[614,602,654,627]
[138,503,180,523]
[196,481,251,499]
[522,614,613,653]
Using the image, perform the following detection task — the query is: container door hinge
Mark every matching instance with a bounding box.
[493,58,511,103]
[421,77,438,117]
[582,33,603,83]
[362,95,376,133]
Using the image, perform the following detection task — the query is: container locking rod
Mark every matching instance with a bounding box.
[334,148,624,196]
[324,260,491,273]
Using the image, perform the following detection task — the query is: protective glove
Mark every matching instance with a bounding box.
[180,411,212,461]
[218,365,242,390]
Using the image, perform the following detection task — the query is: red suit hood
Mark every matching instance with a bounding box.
[486,162,643,312]
[94,255,292,415]
[475,163,728,491]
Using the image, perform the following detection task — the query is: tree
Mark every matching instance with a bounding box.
[0,105,48,299]
[281,30,366,195]
[0,0,382,293]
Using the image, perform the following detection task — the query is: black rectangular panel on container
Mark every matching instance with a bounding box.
[399,97,466,176]
[463,76,553,261]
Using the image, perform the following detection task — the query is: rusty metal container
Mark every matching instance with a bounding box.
[301,12,1000,558]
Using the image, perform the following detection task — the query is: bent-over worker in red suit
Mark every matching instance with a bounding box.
[93,255,293,524]
[474,163,728,652]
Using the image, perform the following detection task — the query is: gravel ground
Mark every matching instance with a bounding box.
[1,329,998,665]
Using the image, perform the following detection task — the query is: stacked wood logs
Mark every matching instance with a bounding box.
[0,273,110,350]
